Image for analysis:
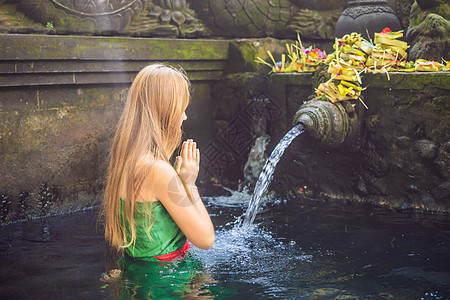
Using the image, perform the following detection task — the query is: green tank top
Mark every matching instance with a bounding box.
[120,199,187,261]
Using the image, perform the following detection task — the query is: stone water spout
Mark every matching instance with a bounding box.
[293,98,362,148]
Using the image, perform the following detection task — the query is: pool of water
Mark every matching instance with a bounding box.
[1,194,450,299]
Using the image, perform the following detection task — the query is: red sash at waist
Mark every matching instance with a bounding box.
[152,240,190,262]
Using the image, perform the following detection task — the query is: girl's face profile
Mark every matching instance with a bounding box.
[181,111,187,126]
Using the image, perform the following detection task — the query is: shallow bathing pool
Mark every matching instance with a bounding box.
[1,194,449,299]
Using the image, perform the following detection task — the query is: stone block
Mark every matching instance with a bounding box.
[0,112,19,155]
[0,88,37,112]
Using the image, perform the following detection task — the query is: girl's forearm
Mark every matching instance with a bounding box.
[184,184,214,229]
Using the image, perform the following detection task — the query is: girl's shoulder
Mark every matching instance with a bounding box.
[142,159,176,185]
[154,159,172,168]
[138,156,171,174]
[139,159,176,202]
[155,160,177,181]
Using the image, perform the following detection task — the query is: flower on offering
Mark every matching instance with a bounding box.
[366,28,409,73]
[443,60,450,71]
[257,29,448,108]
[297,46,328,72]
[390,60,415,72]
[316,79,364,102]
[316,32,368,107]
[255,34,328,73]
[414,59,445,72]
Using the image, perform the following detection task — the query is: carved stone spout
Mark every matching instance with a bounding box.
[293,98,362,148]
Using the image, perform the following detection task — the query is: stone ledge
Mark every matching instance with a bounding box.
[0,34,229,60]
[268,71,450,91]
[0,60,226,74]
[363,72,450,90]
[0,69,225,87]
[0,34,230,86]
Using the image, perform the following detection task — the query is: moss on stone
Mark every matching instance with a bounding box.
[0,35,229,62]
[363,73,450,90]
[429,2,450,19]
[407,1,449,60]
[0,3,42,27]
[424,13,447,38]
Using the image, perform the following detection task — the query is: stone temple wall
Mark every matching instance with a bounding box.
[0,0,449,222]
[271,72,450,212]
[0,34,228,223]
[0,34,449,223]
[207,67,449,212]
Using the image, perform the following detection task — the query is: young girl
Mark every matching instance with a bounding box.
[102,64,214,262]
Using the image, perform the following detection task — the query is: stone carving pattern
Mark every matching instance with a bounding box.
[190,0,296,38]
[342,5,396,19]
[202,89,282,179]
[288,8,342,39]
[6,0,351,38]
[335,0,402,40]
[16,0,148,31]
[50,0,114,15]
[125,0,209,37]
[190,0,346,39]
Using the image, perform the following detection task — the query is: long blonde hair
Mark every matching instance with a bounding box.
[102,64,190,251]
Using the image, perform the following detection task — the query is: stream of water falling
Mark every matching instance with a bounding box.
[242,123,304,227]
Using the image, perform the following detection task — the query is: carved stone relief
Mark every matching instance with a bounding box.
[16,0,149,31]
[189,0,344,39]
[189,0,297,38]
[2,0,346,39]
[127,0,210,37]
